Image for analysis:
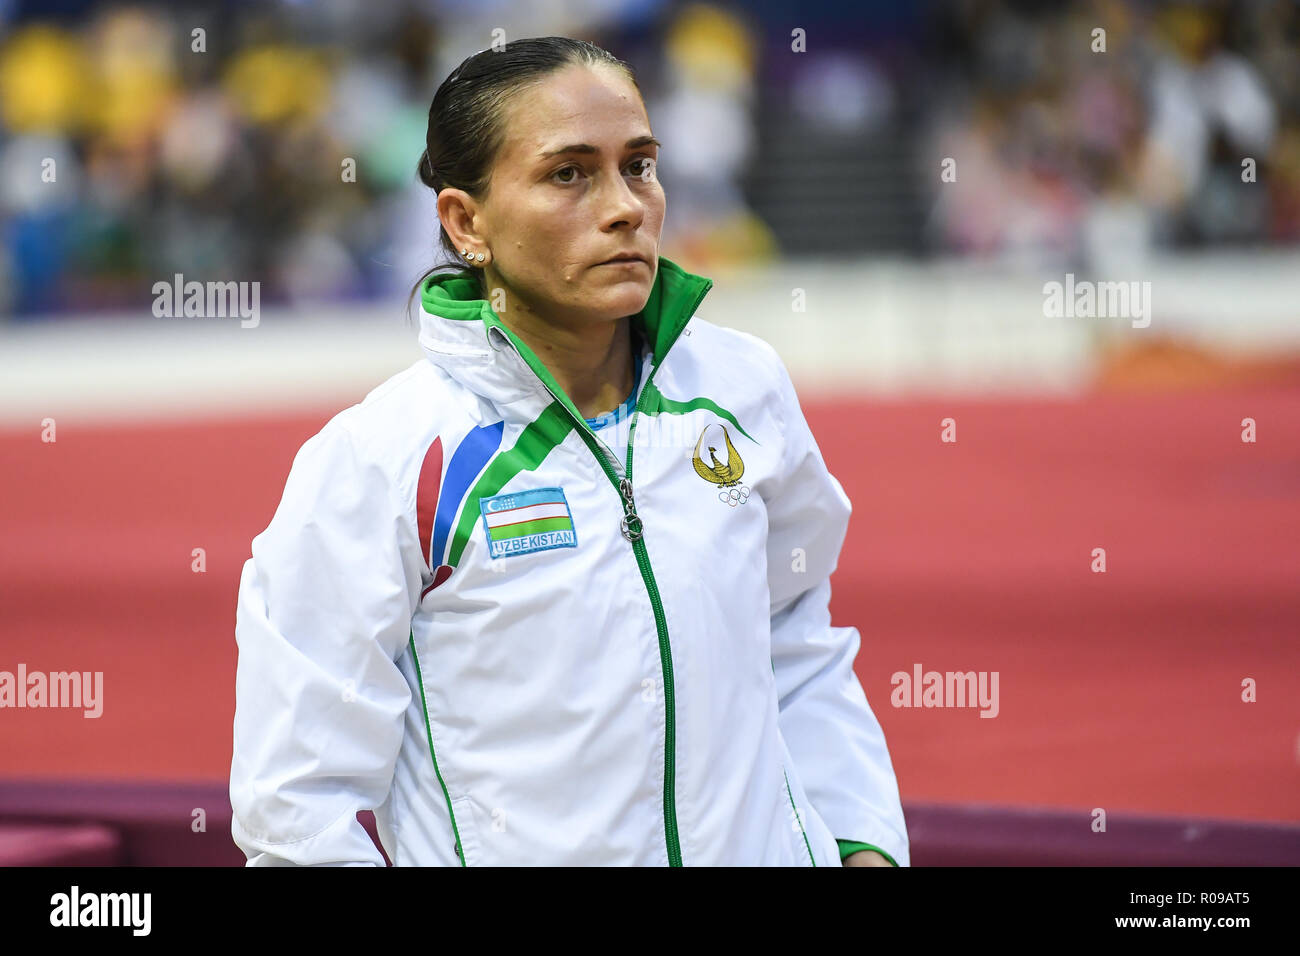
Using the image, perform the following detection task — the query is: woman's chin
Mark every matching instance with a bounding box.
[587,277,654,317]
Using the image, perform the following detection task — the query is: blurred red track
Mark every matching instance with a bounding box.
[2,384,1298,823]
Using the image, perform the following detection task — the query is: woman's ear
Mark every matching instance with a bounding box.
[436,187,482,258]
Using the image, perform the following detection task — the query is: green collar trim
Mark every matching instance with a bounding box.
[419,255,713,368]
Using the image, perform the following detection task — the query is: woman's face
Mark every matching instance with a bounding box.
[468,64,665,327]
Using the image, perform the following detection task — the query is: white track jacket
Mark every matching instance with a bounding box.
[230,256,909,866]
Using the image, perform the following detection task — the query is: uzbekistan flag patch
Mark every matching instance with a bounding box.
[478,486,578,559]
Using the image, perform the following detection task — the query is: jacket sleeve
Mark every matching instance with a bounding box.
[230,421,421,866]
[760,344,910,868]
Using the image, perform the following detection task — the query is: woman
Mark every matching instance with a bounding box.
[230,36,908,867]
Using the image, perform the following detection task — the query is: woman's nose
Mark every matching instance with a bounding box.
[599,169,645,229]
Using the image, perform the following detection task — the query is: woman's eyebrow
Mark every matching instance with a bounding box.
[538,135,661,160]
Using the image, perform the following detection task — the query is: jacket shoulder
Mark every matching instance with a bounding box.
[295,360,468,515]
[330,360,449,445]
[676,315,791,401]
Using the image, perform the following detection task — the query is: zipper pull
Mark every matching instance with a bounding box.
[618,477,643,541]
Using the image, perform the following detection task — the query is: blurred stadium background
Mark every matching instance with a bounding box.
[1,0,1297,865]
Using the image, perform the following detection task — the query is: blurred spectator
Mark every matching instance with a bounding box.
[921,0,1297,270]
[0,0,1295,320]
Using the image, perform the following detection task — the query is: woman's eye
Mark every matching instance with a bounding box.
[629,157,656,180]
[551,158,656,184]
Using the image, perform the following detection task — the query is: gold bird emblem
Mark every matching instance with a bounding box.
[692,424,744,487]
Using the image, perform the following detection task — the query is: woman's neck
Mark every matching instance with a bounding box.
[501,310,637,421]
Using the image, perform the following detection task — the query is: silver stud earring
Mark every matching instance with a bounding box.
[475,253,485,262]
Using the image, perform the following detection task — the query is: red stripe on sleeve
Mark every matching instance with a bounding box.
[416,436,443,570]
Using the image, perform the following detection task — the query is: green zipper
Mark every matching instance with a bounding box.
[616,373,681,866]
[488,288,709,867]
